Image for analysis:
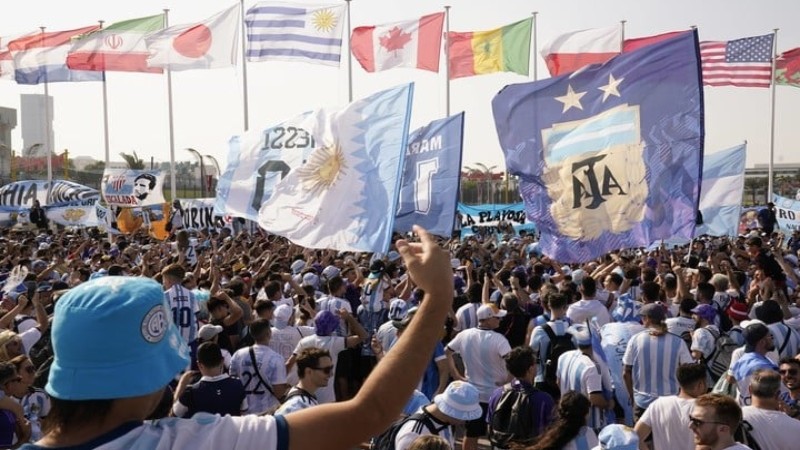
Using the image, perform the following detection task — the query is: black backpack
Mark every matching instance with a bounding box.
[733,420,762,450]
[542,324,575,394]
[488,384,539,449]
[370,410,447,450]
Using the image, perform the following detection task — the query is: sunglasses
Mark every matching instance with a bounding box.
[688,415,726,428]
[313,366,334,375]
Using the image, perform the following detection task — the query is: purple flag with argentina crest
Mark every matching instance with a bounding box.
[492,30,704,263]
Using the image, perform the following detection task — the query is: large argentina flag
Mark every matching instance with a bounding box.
[695,144,746,237]
[395,113,464,237]
[493,30,704,262]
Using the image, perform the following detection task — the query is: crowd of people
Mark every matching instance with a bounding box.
[0,214,799,449]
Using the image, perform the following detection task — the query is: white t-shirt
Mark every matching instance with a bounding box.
[19,413,285,450]
[567,299,612,327]
[665,316,695,340]
[274,387,319,417]
[742,406,800,449]
[394,409,453,450]
[638,395,695,450]
[269,325,315,386]
[20,327,42,357]
[293,335,347,404]
[446,328,511,403]
[230,344,287,414]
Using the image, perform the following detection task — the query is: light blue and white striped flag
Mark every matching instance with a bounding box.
[245,2,345,66]
[257,84,414,253]
[695,144,746,237]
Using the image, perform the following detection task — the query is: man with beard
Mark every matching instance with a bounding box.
[779,357,800,419]
[689,393,750,450]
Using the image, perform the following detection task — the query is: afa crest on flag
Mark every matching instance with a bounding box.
[256,84,414,253]
[101,169,166,207]
[492,31,704,263]
[395,113,464,237]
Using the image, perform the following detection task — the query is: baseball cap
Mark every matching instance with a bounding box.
[450,258,461,270]
[393,306,419,330]
[592,424,639,450]
[638,303,666,323]
[290,259,306,275]
[46,277,189,400]
[273,304,294,329]
[568,323,593,347]
[388,299,408,321]
[321,265,341,282]
[727,301,749,321]
[477,304,507,321]
[302,272,320,289]
[691,304,717,323]
[433,381,483,422]
[198,324,223,341]
[314,310,340,336]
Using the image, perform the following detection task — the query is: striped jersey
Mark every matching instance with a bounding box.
[455,302,480,331]
[529,318,571,384]
[622,329,693,408]
[556,350,610,431]
[164,284,199,344]
[768,322,800,359]
[229,344,287,414]
[316,295,351,337]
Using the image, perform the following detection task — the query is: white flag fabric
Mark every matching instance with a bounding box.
[101,169,167,207]
[256,83,414,253]
[0,31,37,80]
[146,4,241,71]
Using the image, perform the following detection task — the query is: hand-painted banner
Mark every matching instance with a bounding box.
[458,203,536,237]
[773,194,800,231]
[45,198,100,227]
[0,179,98,208]
[395,113,464,237]
[177,198,226,230]
[101,169,166,207]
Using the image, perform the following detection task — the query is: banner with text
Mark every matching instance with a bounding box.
[0,179,99,208]
[101,169,166,207]
[773,194,800,231]
[178,198,226,230]
[458,203,536,237]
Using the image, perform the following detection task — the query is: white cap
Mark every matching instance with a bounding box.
[198,324,223,341]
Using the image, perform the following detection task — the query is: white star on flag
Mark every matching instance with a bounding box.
[555,84,586,113]
[598,74,624,102]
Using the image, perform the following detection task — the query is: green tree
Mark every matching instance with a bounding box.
[119,151,145,170]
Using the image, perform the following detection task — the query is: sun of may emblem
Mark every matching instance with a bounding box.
[312,9,338,32]
[297,144,346,196]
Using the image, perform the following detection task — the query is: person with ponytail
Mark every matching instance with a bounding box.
[526,391,598,450]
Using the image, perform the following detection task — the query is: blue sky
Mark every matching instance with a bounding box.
[1,0,799,172]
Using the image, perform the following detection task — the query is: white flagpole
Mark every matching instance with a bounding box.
[39,27,53,193]
[240,0,250,131]
[532,11,538,81]
[99,20,110,169]
[620,20,626,51]
[445,5,451,117]
[768,28,779,202]
[164,9,177,200]
[346,0,353,102]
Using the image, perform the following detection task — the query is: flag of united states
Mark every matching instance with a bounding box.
[700,34,774,88]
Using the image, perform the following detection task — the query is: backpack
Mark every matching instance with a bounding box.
[541,324,575,394]
[488,384,539,449]
[733,420,762,450]
[370,410,447,450]
[705,327,739,382]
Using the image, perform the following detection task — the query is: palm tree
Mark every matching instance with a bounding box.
[464,163,497,203]
[119,151,145,170]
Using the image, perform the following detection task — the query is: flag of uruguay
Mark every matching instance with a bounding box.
[245,2,345,66]
[694,144,746,237]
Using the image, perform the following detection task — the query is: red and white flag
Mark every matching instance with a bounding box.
[351,12,444,73]
[0,31,37,80]
[540,26,621,76]
[145,4,240,71]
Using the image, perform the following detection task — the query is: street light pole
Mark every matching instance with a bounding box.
[185,148,205,197]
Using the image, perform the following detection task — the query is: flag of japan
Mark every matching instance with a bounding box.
[145,4,240,71]
[351,12,444,73]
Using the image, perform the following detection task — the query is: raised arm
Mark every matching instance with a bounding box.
[284,225,453,450]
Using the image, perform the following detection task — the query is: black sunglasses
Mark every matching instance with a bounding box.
[688,415,726,428]
[313,366,334,375]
